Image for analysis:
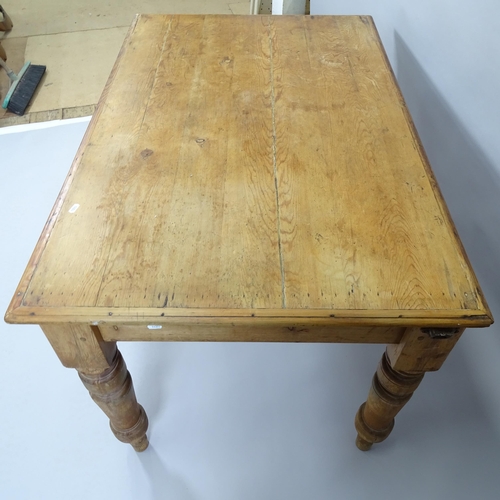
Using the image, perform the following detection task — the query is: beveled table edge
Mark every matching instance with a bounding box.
[4,305,493,327]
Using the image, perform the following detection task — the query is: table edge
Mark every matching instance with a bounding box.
[4,305,493,327]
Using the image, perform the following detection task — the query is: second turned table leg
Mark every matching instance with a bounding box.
[355,326,463,450]
[354,351,424,451]
[41,324,149,452]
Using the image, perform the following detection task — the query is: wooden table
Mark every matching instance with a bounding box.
[5,14,493,452]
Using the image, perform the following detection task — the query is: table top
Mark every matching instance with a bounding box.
[5,14,492,328]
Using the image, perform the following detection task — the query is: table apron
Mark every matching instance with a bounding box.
[98,323,405,343]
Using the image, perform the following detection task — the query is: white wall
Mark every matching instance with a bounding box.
[273,0,307,15]
[312,0,500,433]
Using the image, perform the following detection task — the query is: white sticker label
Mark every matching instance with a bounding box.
[147,325,163,330]
[69,203,80,213]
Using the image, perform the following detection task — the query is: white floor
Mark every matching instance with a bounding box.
[1,120,500,499]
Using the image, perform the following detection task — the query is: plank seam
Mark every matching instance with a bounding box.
[268,23,287,309]
[139,17,173,131]
[92,16,173,307]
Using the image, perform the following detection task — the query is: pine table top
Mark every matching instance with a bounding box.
[5,15,492,329]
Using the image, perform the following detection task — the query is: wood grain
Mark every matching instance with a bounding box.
[5,305,491,327]
[78,349,149,452]
[99,323,405,343]
[355,325,463,450]
[42,324,148,451]
[387,326,464,373]
[355,350,425,450]
[270,16,488,313]
[42,323,116,374]
[5,15,492,330]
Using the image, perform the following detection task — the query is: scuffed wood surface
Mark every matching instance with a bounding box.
[6,15,492,329]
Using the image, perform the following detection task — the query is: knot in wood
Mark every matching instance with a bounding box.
[140,148,154,159]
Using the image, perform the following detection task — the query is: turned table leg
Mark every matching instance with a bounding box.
[355,351,424,450]
[355,326,463,451]
[78,349,149,451]
[41,324,149,451]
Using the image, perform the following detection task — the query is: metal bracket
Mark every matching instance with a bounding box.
[421,327,460,339]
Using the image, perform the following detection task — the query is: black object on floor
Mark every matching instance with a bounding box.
[4,63,46,116]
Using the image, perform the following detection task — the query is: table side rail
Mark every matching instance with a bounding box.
[100,323,405,343]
